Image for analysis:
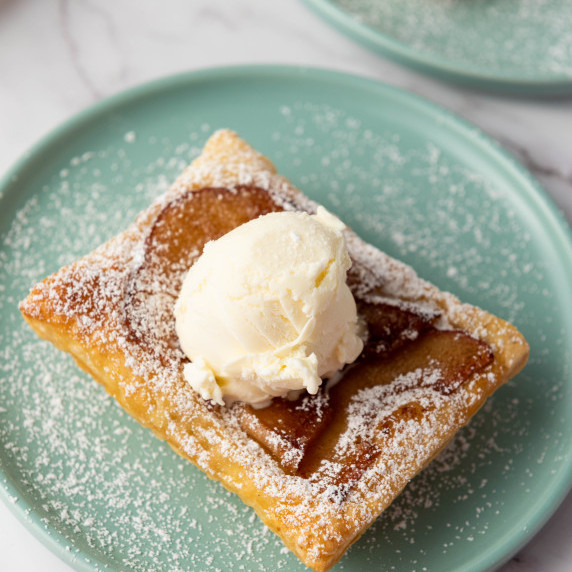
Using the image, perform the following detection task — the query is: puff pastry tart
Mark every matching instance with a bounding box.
[20,130,529,571]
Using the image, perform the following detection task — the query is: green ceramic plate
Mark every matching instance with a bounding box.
[301,0,572,94]
[0,66,571,572]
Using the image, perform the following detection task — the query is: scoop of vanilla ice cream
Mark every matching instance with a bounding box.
[174,206,364,406]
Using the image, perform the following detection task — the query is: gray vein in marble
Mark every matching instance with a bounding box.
[194,5,237,31]
[58,0,100,100]
[503,553,543,572]
[498,136,572,186]
[58,0,127,100]
[0,0,18,19]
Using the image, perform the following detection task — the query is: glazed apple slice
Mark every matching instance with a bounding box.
[123,186,280,356]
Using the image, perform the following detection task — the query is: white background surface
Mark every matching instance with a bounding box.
[1,1,571,570]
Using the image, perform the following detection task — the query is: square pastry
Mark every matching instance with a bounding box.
[20,130,529,571]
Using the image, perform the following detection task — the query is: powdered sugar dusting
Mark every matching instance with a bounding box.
[330,0,572,79]
[0,101,567,572]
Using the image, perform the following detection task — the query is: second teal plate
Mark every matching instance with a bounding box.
[302,0,572,94]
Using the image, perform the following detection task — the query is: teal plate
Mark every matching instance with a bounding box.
[301,0,572,94]
[1,66,571,571]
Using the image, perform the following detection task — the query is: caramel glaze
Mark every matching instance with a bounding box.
[124,185,494,494]
[238,315,493,490]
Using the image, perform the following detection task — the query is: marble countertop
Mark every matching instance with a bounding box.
[1,1,570,570]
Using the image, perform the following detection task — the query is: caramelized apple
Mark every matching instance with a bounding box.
[124,186,279,354]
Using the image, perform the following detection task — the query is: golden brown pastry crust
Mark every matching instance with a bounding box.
[20,130,528,572]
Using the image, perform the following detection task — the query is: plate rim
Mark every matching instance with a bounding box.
[1,63,571,572]
[300,0,572,94]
